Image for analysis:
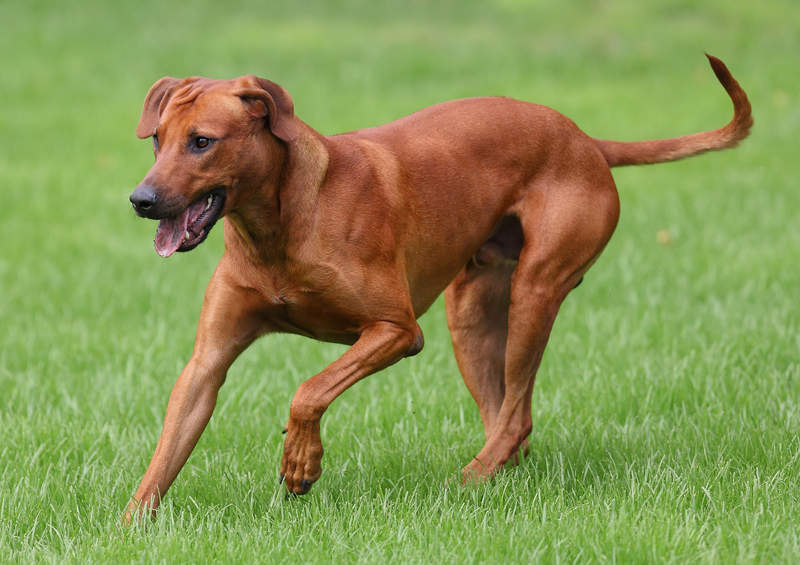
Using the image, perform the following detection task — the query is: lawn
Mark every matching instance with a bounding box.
[1,0,798,563]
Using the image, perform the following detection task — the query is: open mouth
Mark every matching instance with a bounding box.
[154,188,226,257]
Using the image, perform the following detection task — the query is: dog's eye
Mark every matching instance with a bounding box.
[188,135,216,153]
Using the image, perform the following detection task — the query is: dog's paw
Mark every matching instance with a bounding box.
[280,418,324,495]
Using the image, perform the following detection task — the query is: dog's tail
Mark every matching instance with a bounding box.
[593,54,752,168]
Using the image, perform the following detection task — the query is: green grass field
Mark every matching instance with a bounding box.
[1,0,798,562]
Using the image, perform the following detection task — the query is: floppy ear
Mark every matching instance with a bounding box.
[236,76,300,142]
[136,77,181,139]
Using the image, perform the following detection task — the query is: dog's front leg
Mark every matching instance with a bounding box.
[281,320,422,494]
[123,268,265,522]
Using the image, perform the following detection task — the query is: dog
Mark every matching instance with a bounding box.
[124,54,751,518]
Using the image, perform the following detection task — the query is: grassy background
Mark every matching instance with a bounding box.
[1,0,798,562]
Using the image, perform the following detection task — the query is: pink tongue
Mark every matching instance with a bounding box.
[154,210,191,258]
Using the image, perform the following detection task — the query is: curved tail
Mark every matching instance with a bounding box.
[593,54,753,168]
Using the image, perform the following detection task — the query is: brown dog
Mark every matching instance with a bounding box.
[124,55,751,517]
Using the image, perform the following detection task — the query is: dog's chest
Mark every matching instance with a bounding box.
[258,285,363,345]
[233,256,384,345]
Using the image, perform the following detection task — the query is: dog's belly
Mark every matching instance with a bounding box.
[407,217,522,317]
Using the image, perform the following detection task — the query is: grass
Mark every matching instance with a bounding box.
[1,0,799,562]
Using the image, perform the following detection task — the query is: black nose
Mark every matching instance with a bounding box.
[130,185,158,213]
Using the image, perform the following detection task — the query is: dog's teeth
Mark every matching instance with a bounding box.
[206,195,213,210]
[184,230,191,241]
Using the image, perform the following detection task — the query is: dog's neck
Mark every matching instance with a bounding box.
[224,126,330,265]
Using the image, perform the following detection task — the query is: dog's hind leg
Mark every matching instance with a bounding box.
[445,257,515,443]
[461,167,620,481]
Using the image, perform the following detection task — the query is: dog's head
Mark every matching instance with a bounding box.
[130,75,300,257]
